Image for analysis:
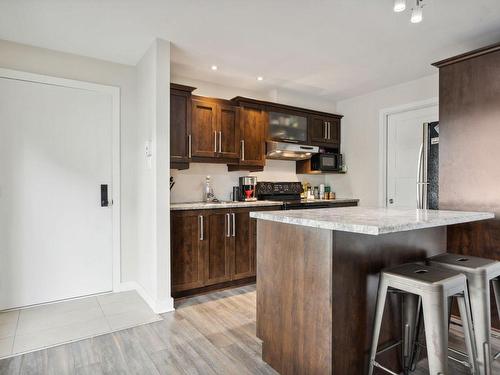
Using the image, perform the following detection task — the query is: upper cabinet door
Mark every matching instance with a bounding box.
[309,115,340,147]
[309,115,328,144]
[191,98,218,158]
[218,104,240,159]
[170,88,192,163]
[239,107,266,166]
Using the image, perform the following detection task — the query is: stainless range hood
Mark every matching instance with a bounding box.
[266,141,319,161]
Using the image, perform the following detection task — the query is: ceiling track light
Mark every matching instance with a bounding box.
[393,0,425,24]
[410,0,424,23]
[393,0,406,12]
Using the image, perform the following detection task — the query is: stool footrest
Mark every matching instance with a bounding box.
[372,361,400,375]
[415,342,474,369]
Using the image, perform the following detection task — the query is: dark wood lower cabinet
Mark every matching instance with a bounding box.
[205,211,233,285]
[170,211,206,292]
[170,206,277,298]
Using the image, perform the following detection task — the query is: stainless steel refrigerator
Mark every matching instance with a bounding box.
[417,121,439,209]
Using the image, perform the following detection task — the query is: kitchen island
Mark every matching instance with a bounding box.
[250,207,494,374]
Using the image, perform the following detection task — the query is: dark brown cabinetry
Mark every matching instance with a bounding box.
[205,211,233,285]
[239,106,266,167]
[170,210,206,292]
[433,42,500,329]
[171,206,276,298]
[191,98,218,158]
[170,86,344,171]
[309,115,340,146]
[191,97,240,161]
[218,104,240,159]
[170,84,195,169]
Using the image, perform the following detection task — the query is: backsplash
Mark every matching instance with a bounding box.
[170,160,326,203]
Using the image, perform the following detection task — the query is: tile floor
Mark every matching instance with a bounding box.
[0,290,161,359]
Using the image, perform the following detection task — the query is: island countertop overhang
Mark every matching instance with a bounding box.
[250,207,494,235]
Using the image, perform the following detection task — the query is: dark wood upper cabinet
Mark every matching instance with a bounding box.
[191,98,218,158]
[170,211,206,292]
[309,115,340,146]
[205,211,233,285]
[218,104,240,159]
[171,87,344,170]
[239,106,266,167]
[170,84,195,167]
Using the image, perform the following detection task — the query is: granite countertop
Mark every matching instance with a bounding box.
[298,198,360,204]
[250,207,494,235]
[170,200,284,211]
[171,198,359,211]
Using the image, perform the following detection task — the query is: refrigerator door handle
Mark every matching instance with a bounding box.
[416,143,424,209]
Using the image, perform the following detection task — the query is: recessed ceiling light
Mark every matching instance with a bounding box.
[393,0,406,12]
[257,76,264,81]
[211,65,218,71]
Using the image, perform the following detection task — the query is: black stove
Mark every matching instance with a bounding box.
[256,182,337,210]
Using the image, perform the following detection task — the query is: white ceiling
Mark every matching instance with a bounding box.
[0,0,500,101]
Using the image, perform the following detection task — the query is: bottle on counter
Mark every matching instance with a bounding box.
[319,184,325,200]
[203,176,217,202]
[313,186,320,199]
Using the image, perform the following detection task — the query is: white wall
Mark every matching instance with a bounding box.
[0,39,140,290]
[171,161,326,203]
[326,74,439,206]
[170,76,336,203]
[0,39,173,313]
[136,39,173,312]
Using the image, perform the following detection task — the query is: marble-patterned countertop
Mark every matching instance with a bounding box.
[170,198,360,211]
[250,207,494,235]
[170,200,283,211]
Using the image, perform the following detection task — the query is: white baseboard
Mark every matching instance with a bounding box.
[117,282,174,314]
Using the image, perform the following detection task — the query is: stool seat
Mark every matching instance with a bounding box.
[384,262,467,294]
[429,253,500,278]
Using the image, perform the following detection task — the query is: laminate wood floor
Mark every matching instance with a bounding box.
[0,284,498,374]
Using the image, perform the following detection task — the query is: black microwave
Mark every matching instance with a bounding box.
[310,153,342,171]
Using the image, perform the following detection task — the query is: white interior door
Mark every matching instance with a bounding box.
[386,105,438,208]
[0,75,114,310]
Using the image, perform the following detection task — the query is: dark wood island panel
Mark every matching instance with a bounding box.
[256,221,446,374]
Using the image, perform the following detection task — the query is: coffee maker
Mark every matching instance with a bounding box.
[239,176,257,201]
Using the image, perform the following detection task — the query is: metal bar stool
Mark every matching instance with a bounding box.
[368,263,477,375]
[429,253,500,375]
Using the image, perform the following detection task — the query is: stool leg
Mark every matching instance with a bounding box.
[368,277,389,375]
[457,292,477,374]
[468,274,492,375]
[401,293,420,374]
[492,278,500,324]
[422,292,448,375]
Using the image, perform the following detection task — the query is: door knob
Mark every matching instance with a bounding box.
[389,198,394,204]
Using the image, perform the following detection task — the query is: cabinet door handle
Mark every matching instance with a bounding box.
[188,134,192,158]
[199,215,204,240]
[324,122,327,139]
[226,213,231,237]
[214,131,217,153]
[327,122,331,139]
[219,131,222,153]
[241,140,245,161]
[232,213,235,237]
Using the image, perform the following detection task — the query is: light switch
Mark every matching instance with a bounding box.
[145,140,153,169]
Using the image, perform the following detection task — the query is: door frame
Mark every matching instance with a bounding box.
[0,67,122,291]
[378,98,438,207]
